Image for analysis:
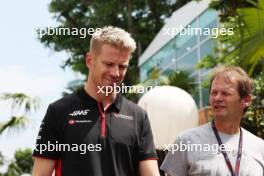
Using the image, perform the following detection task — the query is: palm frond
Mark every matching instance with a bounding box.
[0,93,40,114]
[219,0,264,75]
[0,116,28,135]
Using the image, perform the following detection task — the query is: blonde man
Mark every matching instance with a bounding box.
[161,66,264,176]
[33,26,159,176]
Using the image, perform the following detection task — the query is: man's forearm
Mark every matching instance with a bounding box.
[139,160,160,176]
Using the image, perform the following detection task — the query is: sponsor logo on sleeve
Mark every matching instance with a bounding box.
[113,113,134,120]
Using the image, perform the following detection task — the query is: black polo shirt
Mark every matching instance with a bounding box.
[33,87,157,176]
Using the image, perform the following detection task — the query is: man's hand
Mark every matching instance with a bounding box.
[139,160,160,176]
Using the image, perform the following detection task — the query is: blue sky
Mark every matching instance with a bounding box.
[0,0,83,167]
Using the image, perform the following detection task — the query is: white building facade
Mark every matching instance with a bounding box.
[138,0,219,108]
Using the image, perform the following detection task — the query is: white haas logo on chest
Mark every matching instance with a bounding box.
[69,109,90,117]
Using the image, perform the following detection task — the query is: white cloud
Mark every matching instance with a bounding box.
[0,65,70,162]
[0,65,66,97]
[0,65,72,121]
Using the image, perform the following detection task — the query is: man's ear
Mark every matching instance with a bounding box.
[85,52,93,69]
[242,95,252,108]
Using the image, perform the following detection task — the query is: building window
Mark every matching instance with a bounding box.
[200,39,215,58]
[199,10,218,41]
[177,48,198,71]
[139,8,219,108]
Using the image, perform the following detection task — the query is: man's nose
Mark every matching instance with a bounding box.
[215,92,223,100]
[110,65,120,78]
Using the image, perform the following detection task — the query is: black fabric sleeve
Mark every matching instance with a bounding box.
[138,112,158,161]
[33,104,61,159]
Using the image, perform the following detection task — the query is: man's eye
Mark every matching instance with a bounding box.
[211,91,217,96]
[105,63,113,66]
[119,65,127,69]
[222,92,229,96]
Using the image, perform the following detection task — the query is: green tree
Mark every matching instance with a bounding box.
[137,68,196,94]
[198,0,264,75]
[0,152,4,167]
[1,149,33,176]
[242,72,264,138]
[0,93,39,134]
[197,0,264,138]
[161,70,197,94]
[38,0,193,92]
[218,0,264,76]
[3,162,22,176]
[209,0,258,22]
[0,93,37,175]
[13,149,33,174]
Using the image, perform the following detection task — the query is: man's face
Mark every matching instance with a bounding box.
[210,76,250,120]
[88,44,131,89]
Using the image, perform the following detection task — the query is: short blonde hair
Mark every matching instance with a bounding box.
[209,65,253,98]
[90,26,136,56]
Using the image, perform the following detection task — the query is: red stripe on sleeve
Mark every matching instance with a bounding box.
[55,160,62,176]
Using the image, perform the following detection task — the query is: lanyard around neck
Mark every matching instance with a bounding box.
[211,120,243,176]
